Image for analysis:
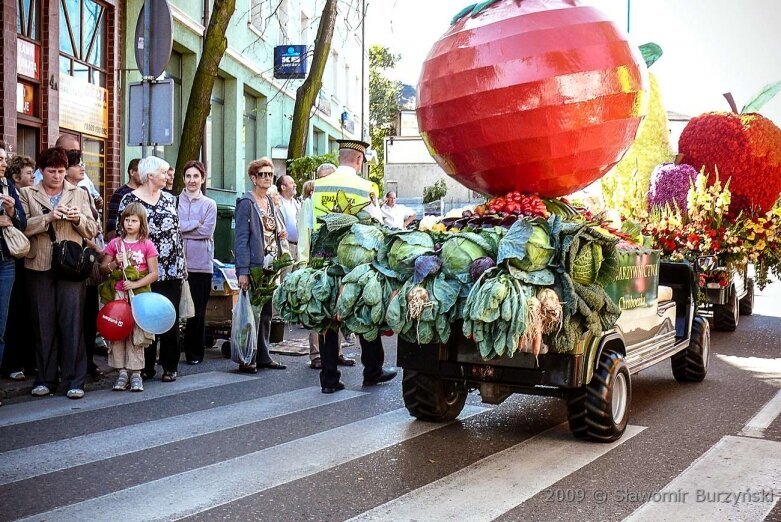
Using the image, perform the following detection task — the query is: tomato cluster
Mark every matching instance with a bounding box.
[475,192,549,218]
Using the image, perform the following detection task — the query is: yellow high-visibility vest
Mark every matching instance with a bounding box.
[311,166,373,231]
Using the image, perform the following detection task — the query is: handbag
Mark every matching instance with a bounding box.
[180,279,195,320]
[47,220,96,282]
[0,182,30,258]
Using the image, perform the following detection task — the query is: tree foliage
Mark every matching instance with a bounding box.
[174,0,236,193]
[423,179,448,204]
[287,153,338,189]
[369,45,403,193]
[287,0,338,160]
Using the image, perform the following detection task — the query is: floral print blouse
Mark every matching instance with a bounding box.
[117,191,185,281]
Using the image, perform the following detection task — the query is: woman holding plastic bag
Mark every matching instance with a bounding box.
[233,157,290,373]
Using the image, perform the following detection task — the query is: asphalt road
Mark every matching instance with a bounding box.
[1,281,781,521]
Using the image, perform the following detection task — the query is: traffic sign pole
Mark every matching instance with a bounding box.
[141,1,152,158]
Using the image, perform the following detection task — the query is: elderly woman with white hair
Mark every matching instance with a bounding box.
[117,156,185,382]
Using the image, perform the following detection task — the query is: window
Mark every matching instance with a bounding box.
[277,0,290,42]
[17,0,40,40]
[344,63,350,103]
[250,0,270,35]
[331,50,339,101]
[59,0,107,87]
[243,93,258,173]
[207,77,225,189]
[313,128,325,156]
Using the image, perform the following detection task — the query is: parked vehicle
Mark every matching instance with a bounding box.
[696,259,753,332]
[397,252,711,443]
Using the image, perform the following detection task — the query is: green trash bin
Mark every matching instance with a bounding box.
[214,204,236,263]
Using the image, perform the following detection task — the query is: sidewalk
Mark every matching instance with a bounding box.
[1,324,315,402]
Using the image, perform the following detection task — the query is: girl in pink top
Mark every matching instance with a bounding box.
[100,203,159,392]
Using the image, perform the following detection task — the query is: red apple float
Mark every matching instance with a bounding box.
[416,0,648,197]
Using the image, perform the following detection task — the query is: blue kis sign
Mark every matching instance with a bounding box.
[274,45,307,79]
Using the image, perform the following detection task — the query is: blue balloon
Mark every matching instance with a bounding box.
[131,292,176,334]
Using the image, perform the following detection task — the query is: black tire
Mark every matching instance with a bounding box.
[402,370,468,422]
[739,278,754,316]
[671,316,710,382]
[713,286,739,332]
[220,341,232,359]
[567,350,631,442]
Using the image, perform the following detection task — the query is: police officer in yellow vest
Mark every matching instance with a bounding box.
[313,139,397,394]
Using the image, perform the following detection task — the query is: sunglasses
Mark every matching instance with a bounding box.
[257,171,274,179]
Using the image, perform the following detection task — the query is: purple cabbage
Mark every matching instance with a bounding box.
[648,163,698,213]
[469,256,496,282]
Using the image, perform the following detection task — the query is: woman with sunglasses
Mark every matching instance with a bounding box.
[234,157,289,373]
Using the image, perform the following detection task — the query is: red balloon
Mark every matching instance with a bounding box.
[416,0,648,197]
[97,299,135,342]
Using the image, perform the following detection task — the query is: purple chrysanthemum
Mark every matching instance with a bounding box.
[648,163,699,212]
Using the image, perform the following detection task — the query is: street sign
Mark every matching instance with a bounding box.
[128,80,174,146]
[134,0,173,78]
[274,45,307,79]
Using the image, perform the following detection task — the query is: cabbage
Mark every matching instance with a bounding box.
[497,220,555,272]
[440,232,492,280]
[377,230,435,280]
[572,243,604,285]
[336,224,385,270]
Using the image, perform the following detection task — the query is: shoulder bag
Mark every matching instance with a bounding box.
[0,181,30,258]
[47,218,96,281]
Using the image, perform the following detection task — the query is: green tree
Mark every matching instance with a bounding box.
[174,0,236,193]
[287,153,337,189]
[369,45,403,194]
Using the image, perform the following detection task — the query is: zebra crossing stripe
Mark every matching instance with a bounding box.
[18,406,488,522]
[0,372,257,428]
[347,424,645,522]
[0,387,366,486]
[626,436,781,521]
[740,388,781,438]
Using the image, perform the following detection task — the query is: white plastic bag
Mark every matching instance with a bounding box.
[179,279,195,320]
[231,290,257,365]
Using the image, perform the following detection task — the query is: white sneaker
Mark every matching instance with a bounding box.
[9,371,25,381]
[31,385,50,397]
[130,373,144,392]
[66,389,85,400]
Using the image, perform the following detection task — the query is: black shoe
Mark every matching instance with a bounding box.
[321,382,345,394]
[140,370,156,380]
[337,355,356,366]
[363,368,398,386]
[88,365,104,378]
[310,358,322,369]
[238,365,258,374]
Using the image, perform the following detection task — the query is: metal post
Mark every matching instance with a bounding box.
[626,0,631,33]
[142,0,152,158]
[360,0,366,140]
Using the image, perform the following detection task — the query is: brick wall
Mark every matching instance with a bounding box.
[104,2,122,197]
[1,0,18,148]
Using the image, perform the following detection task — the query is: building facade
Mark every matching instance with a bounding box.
[121,0,367,207]
[0,0,122,199]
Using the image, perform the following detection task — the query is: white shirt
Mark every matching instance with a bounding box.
[381,203,414,229]
[279,196,301,243]
[366,202,384,223]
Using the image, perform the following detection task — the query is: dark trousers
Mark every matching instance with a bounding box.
[319,330,384,388]
[1,262,35,374]
[82,285,99,371]
[183,272,212,363]
[249,302,273,366]
[148,279,182,374]
[27,270,87,391]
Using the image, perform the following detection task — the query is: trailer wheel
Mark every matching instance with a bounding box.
[567,350,631,442]
[402,370,467,422]
[739,278,754,316]
[713,286,739,331]
[671,316,710,383]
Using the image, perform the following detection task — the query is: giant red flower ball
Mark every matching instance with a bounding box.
[416,0,648,197]
[679,112,781,215]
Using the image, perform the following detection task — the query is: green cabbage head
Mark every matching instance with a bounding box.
[572,243,604,285]
[385,231,435,279]
[336,224,385,270]
[441,232,491,279]
[498,221,555,272]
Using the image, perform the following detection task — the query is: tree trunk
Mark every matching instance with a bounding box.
[287,0,338,161]
[174,0,236,193]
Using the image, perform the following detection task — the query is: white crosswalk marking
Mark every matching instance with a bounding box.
[0,371,256,427]
[348,424,645,522]
[18,406,488,522]
[0,387,366,486]
[740,388,781,438]
[626,436,781,521]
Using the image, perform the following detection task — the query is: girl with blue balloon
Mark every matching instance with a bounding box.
[99,202,161,392]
